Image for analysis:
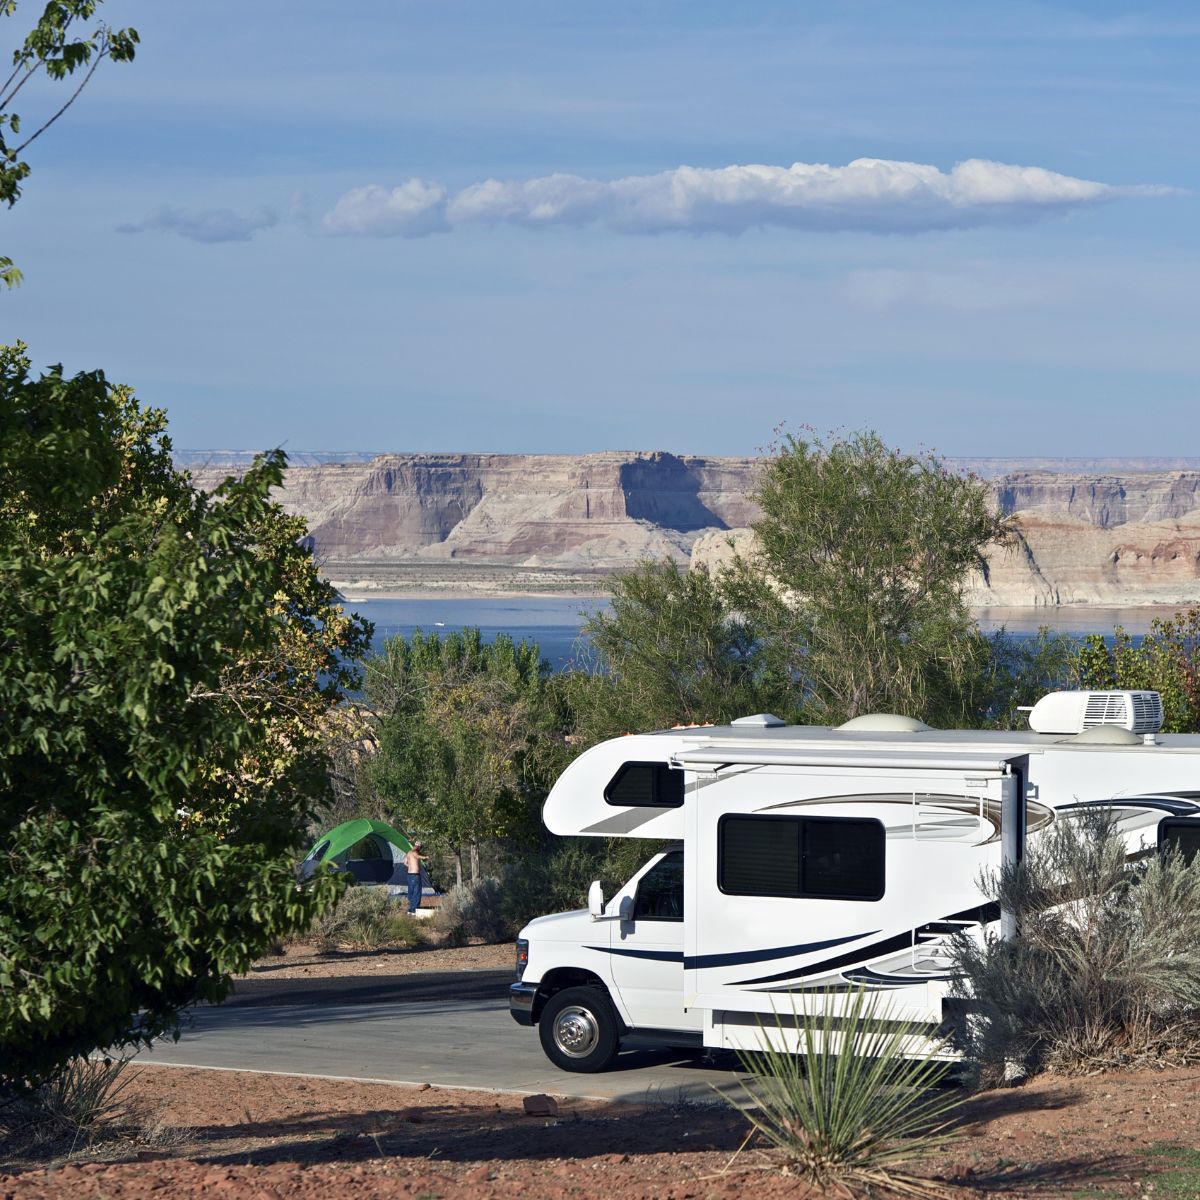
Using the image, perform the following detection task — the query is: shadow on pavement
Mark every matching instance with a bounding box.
[222,970,513,1008]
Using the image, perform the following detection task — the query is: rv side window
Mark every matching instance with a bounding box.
[718,815,885,901]
[604,761,684,808]
[1159,818,1200,863]
[632,850,684,921]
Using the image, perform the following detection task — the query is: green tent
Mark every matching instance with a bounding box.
[300,819,431,891]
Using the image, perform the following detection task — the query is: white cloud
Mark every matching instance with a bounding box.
[320,158,1165,238]
[319,179,448,237]
[118,205,279,243]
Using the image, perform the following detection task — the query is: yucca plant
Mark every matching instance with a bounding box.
[0,1056,133,1154]
[729,986,965,1198]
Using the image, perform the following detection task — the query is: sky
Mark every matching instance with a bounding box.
[4,1,1199,457]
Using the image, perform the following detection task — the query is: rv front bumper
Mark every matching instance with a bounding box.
[509,982,538,1026]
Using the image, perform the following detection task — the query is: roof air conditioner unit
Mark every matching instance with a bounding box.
[1026,690,1163,736]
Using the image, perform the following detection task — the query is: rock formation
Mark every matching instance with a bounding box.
[186,453,1200,607]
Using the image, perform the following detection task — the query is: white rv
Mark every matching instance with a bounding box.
[510,691,1200,1072]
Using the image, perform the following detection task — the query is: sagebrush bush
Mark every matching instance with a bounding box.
[951,810,1200,1077]
[311,886,427,952]
[435,877,509,943]
[731,987,964,1198]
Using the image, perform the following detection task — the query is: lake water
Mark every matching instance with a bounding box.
[349,596,611,672]
[345,597,1190,672]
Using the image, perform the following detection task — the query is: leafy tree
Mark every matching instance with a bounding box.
[570,557,795,744]
[1,1,138,286]
[367,629,554,886]
[1071,608,1200,733]
[724,431,1013,726]
[0,344,370,1089]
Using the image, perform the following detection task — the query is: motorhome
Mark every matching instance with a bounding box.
[510,691,1200,1072]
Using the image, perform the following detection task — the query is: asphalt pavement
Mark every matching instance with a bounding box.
[138,968,744,1104]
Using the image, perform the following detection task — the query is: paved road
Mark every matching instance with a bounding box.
[138,969,745,1104]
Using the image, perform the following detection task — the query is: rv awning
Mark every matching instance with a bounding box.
[671,747,1016,774]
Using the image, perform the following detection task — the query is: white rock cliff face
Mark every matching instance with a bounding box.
[188,455,1200,606]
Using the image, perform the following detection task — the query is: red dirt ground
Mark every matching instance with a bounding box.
[3,1061,1199,1199]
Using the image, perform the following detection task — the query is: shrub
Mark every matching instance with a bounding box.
[951,810,1200,1077]
[311,887,427,952]
[729,986,964,1198]
[435,877,509,944]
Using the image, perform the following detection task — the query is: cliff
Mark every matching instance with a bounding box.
[187,454,1200,606]
[692,470,1200,608]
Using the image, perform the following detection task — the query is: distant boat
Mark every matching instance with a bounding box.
[434,621,446,627]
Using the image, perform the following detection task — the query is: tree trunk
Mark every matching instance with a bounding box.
[469,842,480,883]
[452,848,463,889]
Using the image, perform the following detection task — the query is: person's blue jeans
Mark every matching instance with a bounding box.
[407,872,422,914]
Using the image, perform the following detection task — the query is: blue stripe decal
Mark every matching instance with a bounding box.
[585,945,685,963]
[682,930,877,971]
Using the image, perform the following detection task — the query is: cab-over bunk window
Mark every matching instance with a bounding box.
[604,761,684,808]
[718,814,885,901]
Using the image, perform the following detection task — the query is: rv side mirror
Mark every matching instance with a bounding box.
[588,880,605,919]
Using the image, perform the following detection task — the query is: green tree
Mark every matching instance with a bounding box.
[724,431,1013,726]
[1,1,138,286]
[569,557,795,744]
[367,629,553,886]
[0,344,370,1089]
[1071,609,1200,733]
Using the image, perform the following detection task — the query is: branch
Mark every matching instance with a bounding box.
[0,59,39,110]
[13,37,108,155]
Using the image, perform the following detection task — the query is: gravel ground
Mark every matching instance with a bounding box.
[6,943,1200,1198]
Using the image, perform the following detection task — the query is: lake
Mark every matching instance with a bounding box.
[348,596,611,672]
[344,597,1190,672]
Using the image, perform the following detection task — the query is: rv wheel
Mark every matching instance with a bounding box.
[538,986,620,1073]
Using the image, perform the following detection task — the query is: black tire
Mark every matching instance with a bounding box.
[537,986,621,1073]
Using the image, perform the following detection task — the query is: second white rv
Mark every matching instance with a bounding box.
[510,692,1200,1071]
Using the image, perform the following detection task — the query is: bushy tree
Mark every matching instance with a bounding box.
[570,557,795,744]
[725,431,1012,726]
[0,345,370,1089]
[367,629,554,886]
[2,1,139,285]
[1071,608,1200,733]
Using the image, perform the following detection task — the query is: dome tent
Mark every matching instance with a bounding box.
[300,818,434,894]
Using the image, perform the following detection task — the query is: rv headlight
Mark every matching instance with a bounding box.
[515,938,529,980]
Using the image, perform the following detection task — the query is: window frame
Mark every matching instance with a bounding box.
[603,760,685,809]
[717,813,886,902]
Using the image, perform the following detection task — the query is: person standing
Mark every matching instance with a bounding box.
[404,840,427,914]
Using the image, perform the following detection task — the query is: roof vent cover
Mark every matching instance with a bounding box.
[837,714,932,733]
[1028,690,1163,736]
[731,713,786,728]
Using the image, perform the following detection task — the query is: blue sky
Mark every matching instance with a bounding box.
[4,1,1198,456]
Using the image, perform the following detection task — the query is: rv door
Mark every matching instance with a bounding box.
[607,849,701,1033]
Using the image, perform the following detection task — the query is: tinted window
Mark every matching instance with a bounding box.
[1160,818,1200,864]
[719,815,801,897]
[719,815,884,901]
[604,761,685,808]
[802,819,885,899]
[632,851,684,921]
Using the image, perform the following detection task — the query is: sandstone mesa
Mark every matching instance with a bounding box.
[184,451,1200,607]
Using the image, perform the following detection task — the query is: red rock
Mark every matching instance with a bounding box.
[522,1094,559,1117]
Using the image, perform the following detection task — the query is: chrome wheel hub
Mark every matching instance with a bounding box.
[554,1005,599,1058]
